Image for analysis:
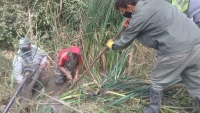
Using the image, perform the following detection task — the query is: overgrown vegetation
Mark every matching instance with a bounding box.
[0,0,198,113]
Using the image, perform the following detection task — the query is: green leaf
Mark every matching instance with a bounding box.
[172,0,182,11]
[110,94,132,106]
[182,2,189,12]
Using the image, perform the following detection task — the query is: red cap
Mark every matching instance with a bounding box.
[69,46,81,55]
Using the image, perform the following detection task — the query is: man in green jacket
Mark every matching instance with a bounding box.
[106,0,200,112]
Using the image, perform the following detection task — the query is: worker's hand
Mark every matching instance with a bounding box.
[74,75,78,82]
[66,73,72,80]
[106,39,114,49]
[122,18,130,28]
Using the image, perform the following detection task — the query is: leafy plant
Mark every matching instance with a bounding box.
[171,0,189,12]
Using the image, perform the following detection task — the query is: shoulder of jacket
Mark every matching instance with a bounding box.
[31,45,41,49]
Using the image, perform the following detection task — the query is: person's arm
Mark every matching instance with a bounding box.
[112,11,147,50]
[58,65,72,80]
[38,55,47,72]
[74,55,82,82]
[58,52,72,80]
[31,45,47,67]
[122,18,131,28]
[32,45,47,71]
[12,55,24,83]
[40,56,47,66]
[35,46,47,66]
[74,63,80,82]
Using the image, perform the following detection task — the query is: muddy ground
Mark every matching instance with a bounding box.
[0,66,106,113]
[1,67,75,113]
[41,67,68,96]
[0,50,107,113]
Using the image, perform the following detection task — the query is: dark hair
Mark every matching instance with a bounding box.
[115,0,139,10]
[71,53,78,58]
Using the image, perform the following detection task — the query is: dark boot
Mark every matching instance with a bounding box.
[196,97,200,113]
[143,88,163,113]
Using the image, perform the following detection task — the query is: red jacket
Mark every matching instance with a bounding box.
[58,46,82,66]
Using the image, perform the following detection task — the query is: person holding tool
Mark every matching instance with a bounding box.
[106,0,200,112]
[54,46,82,85]
[13,37,47,86]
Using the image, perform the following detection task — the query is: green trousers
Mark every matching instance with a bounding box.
[151,43,200,98]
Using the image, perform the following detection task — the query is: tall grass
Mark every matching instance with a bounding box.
[0,0,197,113]
[81,0,123,72]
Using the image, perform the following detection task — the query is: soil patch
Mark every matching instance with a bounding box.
[1,65,107,113]
[41,67,71,96]
[41,67,107,96]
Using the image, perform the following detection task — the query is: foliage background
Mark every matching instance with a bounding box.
[0,0,198,113]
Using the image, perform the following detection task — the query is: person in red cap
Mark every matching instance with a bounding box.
[54,46,82,85]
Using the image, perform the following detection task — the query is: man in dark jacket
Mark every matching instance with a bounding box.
[106,0,200,112]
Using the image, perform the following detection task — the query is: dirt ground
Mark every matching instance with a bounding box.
[41,67,69,96]
[41,67,106,96]
[34,67,106,113]
[1,49,70,97]
[0,48,107,113]
[1,67,74,113]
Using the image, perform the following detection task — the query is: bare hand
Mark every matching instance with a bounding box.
[74,75,78,82]
[66,73,72,80]
[122,18,130,28]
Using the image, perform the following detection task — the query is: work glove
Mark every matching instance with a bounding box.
[106,39,114,49]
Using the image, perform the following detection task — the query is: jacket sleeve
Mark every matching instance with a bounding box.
[32,45,47,65]
[112,11,147,50]
[58,52,68,66]
[12,55,24,83]
[38,48,47,65]
[40,56,47,65]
